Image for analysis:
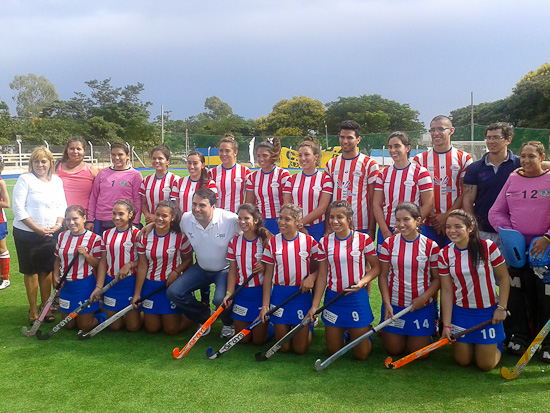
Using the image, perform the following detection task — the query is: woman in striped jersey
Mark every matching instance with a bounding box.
[132,201,194,335]
[378,202,440,356]
[140,145,179,225]
[373,132,433,250]
[260,204,319,354]
[92,200,141,332]
[209,134,251,213]
[222,203,272,345]
[54,205,104,332]
[439,210,510,371]
[171,151,217,214]
[308,200,380,360]
[245,137,290,235]
[283,137,332,241]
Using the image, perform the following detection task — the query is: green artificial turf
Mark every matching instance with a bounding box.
[1,172,549,412]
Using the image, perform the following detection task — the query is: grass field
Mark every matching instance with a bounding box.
[1,170,549,412]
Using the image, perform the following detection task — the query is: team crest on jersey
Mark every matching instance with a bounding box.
[123,241,133,248]
[216,233,226,238]
[119,180,130,187]
[352,171,362,177]
[337,180,351,190]
[433,176,449,186]
[234,177,243,183]
[540,189,550,197]
[450,165,460,171]
[162,187,171,193]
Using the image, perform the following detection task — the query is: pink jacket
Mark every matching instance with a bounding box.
[489,171,550,245]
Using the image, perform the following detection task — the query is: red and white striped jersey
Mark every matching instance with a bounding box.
[55,230,104,281]
[0,177,6,224]
[170,176,217,213]
[209,164,251,213]
[283,171,333,225]
[227,234,264,287]
[102,226,140,277]
[246,167,290,219]
[375,163,433,227]
[412,147,472,224]
[379,234,439,307]
[438,239,504,309]
[317,231,376,292]
[324,154,379,230]
[262,232,318,286]
[137,230,191,281]
[139,171,179,213]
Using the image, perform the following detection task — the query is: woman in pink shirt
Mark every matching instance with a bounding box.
[489,141,550,363]
[56,137,99,212]
[86,143,142,234]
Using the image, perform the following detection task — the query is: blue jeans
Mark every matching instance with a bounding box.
[166,263,232,325]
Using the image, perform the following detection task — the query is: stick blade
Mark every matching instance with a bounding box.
[173,347,184,359]
[384,357,396,369]
[255,351,267,362]
[77,330,91,340]
[21,326,33,337]
[314,359,325,372]
[35,329,49,340]
[206,347,219,359]
[500,366,518,380]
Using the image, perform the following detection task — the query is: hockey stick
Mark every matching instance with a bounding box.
[501,318,550,379]
[36,276,120,340]
[314,304,413,371]
[206,286,306,360]
[255,283,357,362]
[173,272,258,359]
[384,318,493,369]
[22,252,80,337]
[77,284,166,340]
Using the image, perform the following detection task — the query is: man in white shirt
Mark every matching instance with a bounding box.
[166,188,240,338]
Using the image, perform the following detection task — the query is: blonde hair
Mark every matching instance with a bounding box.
[29,146,55,180]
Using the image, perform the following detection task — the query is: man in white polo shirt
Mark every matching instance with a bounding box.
[166,188,240,338]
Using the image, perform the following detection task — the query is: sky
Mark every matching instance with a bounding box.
[1,0,549,128]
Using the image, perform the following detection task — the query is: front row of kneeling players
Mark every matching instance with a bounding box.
[53,191,509,371]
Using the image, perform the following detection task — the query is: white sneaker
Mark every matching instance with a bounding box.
[0,279,10,290]
[220,324,235,339]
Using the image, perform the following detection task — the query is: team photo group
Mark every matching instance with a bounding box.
[4,115,550,375]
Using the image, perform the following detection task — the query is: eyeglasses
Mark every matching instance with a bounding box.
[428,127,451,133]
[485,136,506,142]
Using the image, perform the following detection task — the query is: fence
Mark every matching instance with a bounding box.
[3,125,549,170]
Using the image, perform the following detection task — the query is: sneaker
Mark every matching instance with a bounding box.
[0,279,10,290]
[199,323,211,337]
[539,344,550,363]
[507,335,529,356]
[220,324,235,339]
[199,308,215,337]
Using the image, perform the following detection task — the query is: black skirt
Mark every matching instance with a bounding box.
[13,227,59,275]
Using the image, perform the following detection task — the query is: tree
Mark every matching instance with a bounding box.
[9,74,59,118]
[450,63,550,129]
[325,94,423,134]
[203,96,233,120]
[264,96,325,135]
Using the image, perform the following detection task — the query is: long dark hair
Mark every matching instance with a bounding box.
[237,203,273,247]
[187,151,209,188]
[257,137,282,164]
[155,200,182,234]
[447,209,485,267]
[60,137,87,163]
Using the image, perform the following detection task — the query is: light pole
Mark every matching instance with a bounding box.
[324,121,329,148]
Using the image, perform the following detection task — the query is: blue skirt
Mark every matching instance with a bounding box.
[380,303,436,336]
[451,304,504,345]
[141,279,178,315]
[103,274,137,311]
[263,218,280,235]
[321,288,373,328]
[232,285,263,322]
[59,275,99,314]
[305,221,325,242]
[270,284,312,325]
